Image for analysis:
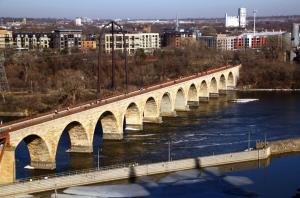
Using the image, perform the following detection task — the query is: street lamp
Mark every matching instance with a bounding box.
[168,139,171,162]
[248,125,256,151]
[97,147,102,170]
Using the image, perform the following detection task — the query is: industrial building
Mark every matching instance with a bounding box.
[104,32,160,55]
[225,8,247,28]
[0,30,13,49]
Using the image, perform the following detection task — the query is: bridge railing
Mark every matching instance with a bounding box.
[0,162,139,187]
[0,64,239,134]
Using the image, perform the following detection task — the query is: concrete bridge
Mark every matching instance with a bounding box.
[0,64,240,184]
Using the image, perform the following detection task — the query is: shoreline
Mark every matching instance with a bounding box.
[237,88,300,92]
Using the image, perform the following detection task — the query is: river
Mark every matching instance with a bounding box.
[8,91,300,197]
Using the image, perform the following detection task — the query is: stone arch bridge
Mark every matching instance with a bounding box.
[0,65,240,184]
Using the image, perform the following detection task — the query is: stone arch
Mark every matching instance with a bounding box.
[97,111,121,139]
[175,88,188,111]
[143,97,161,123]
[227,72,234,87]
[188,84,198,101]
[124,102,143,130]
[199,80,208,97]
[160,92,175,116]
[60,121,91,153]
[210,77,218,94]
[219,74,226,90]
[16,134,55,169]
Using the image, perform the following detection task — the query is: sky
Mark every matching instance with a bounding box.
[0,0,299,19]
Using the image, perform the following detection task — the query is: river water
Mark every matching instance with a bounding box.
[10,91,300,197]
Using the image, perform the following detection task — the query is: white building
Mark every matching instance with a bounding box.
[225,7,247,28]
[238,8,247,28]
[105,33,160,55]
[225,14,239,28]
[75,17,82,26]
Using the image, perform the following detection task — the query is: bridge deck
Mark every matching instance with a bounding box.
[0,65,238,135]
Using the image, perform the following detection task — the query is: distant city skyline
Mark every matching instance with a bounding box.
[0,0,299,19]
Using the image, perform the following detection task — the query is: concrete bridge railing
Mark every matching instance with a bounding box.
[0,64,241,185]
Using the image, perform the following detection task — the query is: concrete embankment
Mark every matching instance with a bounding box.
[0,148,270,197]
[256,138,300,155]
[238,88,300,92]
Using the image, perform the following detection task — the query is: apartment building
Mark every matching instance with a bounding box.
[199,31,284,51]
[104,32,160,55]
[0,30,13,49]
[82,33,97,50]
[53,29,82,50]
[13,32,52,49]
[161,30,196,48]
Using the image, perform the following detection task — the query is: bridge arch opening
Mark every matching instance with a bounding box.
[227,72,234,87]
[99,111,119,135]
[160,93,173,116]
[144,97,158,118]
[188,84,198,101]
[210,77,218,94]
[55,121,90,171]
[15,134,53,178]
[199,80,208,97]
[175,88,187,111]
[124,102,142,131]
[219,74,226,90]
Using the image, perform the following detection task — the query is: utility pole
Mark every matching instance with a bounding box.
[111,22,115,90]
[97,33,102,98]
[97,147,101,170]
[99,21,127,92]
[168,139,171,161]
[123,32,128,91]
[248,129,251,151]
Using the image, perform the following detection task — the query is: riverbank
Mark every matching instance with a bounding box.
[238,88,300,92]
[0,148,271,197]
[256,138,300,155]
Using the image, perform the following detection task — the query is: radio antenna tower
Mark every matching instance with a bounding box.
[0,52,10,93]
[253,9,257,36]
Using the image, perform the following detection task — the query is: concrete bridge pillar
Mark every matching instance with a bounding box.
[0,146,15,184]
[199,96,209,102]
[218,89,227,96]
[209,93,219,98]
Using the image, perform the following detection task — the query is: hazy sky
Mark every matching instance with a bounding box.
[0,0,299,19]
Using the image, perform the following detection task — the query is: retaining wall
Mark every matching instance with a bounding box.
[0,147,271,197]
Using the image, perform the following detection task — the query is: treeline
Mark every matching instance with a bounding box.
[237,47,300,89]
[2,39,300,115]
[1,43,225,114]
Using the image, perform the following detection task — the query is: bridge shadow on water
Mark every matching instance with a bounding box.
[58,157,260,198]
